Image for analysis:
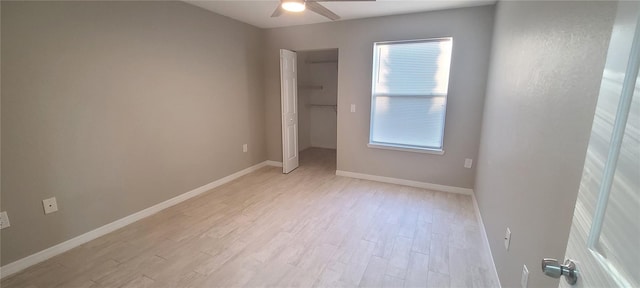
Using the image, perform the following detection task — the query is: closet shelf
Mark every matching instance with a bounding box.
[309,104,336,107]
[305,60,338,64]
[299,85,323,90]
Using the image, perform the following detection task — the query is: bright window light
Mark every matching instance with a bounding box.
[369,38,453,152]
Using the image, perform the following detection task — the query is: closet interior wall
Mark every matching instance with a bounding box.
[297,49,338,151]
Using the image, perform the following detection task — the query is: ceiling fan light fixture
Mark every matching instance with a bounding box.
[282,0,306,12]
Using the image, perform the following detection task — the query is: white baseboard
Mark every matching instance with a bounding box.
[265,160,283,167]
[335,170,473,195]
[471,193,502,288]
[0,160,273,279]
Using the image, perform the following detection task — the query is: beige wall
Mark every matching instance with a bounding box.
[1,1,266,265]
[474,1,616,287]
[264,6,495,188]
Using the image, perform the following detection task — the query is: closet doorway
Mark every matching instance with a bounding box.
[297,49,338,170]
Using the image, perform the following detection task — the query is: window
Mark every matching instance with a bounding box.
[369,38,453,153]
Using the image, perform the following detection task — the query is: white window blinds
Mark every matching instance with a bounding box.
[370,38,453,151]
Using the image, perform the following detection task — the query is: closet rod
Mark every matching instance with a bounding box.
[308,104,338,113]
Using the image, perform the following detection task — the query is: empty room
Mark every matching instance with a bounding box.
[1,0,638,287]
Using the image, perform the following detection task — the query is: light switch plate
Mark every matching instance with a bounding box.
[0,211,10,229]
[243,144,248,153]
[43,197,59,214]
[464,158,473,168]
[504,227,511,251]
[521,264,529,288]
[350,104,356,113]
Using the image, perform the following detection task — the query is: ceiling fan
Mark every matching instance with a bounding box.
[271,0,375,21]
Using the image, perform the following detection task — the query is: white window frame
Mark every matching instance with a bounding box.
[368,38,452,155]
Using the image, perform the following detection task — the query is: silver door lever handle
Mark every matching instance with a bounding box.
[541,258,578,285]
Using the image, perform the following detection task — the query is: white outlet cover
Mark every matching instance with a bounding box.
[504,227,511,251]
[43,197,59,214]
[521,264,529,288]
[350,104,356,112]
[243,144,248,152]
[0,211,10,229]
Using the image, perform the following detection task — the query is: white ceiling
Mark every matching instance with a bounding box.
[185,0,496,29]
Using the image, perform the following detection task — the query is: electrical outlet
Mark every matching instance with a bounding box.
[521,264,529,288]
[464,158,473,168]
[504,227,511,251]
[243,144,248,153]
[350,104,356,113]
[0,211,10,229]
[42,197,59,214]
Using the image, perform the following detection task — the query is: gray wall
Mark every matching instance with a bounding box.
[264,6,495,188]
[297,51,311,152]
[1,1,266,265]
[474,1,616,287]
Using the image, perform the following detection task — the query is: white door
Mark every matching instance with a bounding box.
[280,49,299,174]
[548,2,640,287]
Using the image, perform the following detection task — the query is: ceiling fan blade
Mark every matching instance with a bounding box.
[271,5,284,17]
[306,1,340,21]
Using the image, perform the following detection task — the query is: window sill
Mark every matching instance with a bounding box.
[367,143,445,155]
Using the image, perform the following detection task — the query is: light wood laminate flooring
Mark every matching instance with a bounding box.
[2,148,498,288]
